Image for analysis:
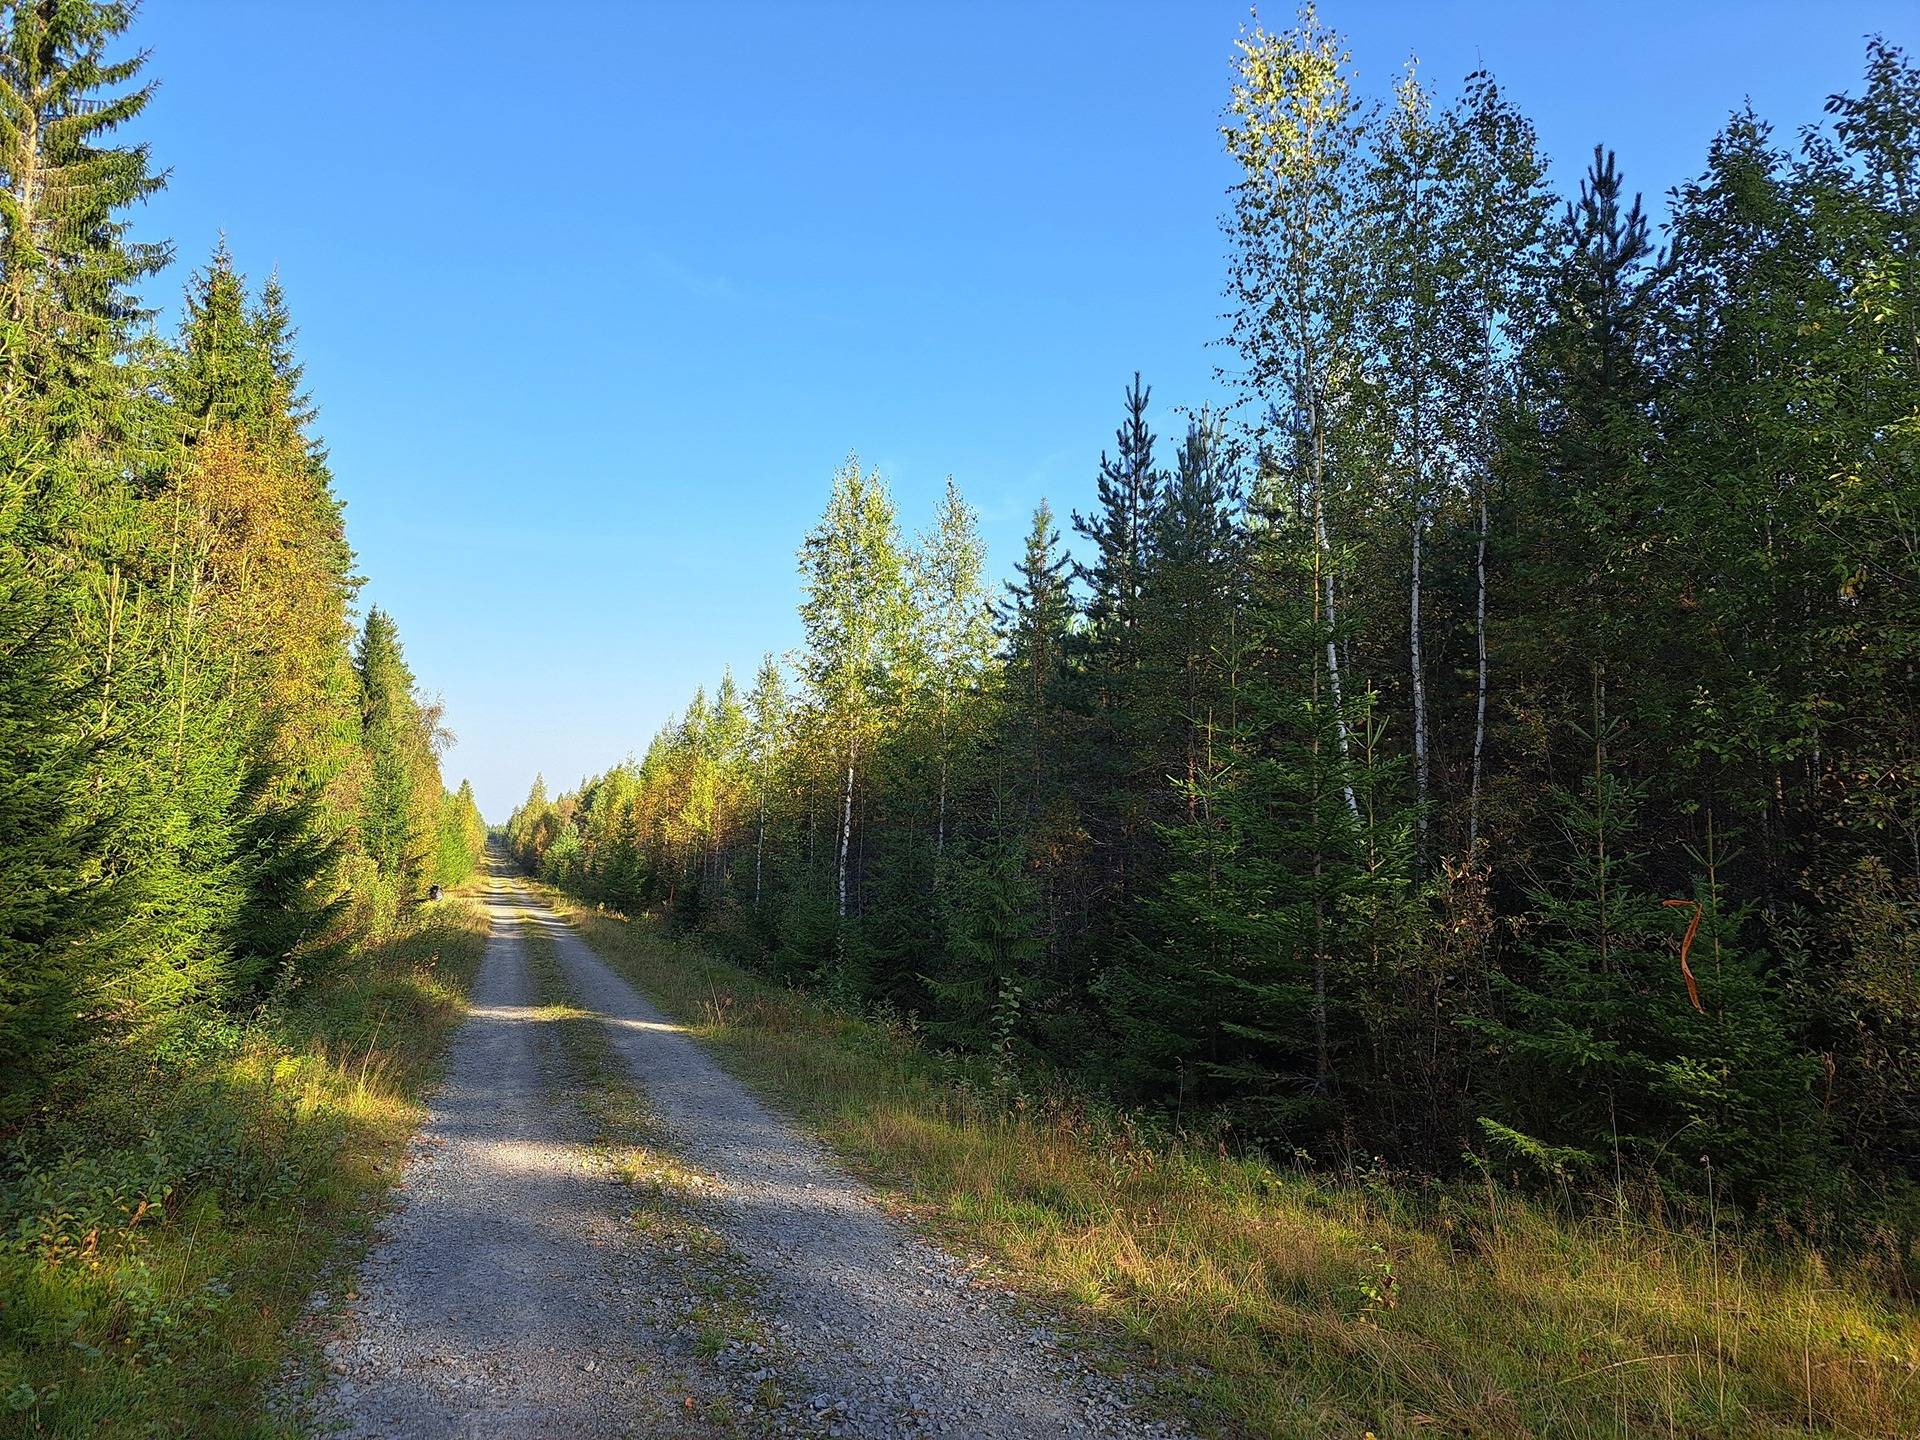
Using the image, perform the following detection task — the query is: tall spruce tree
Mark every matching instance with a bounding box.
[1,0,167,418]
[1066,376,1165,991]
[354,607,433,915]
[996,501,1074,816]
[0,561,109,1112]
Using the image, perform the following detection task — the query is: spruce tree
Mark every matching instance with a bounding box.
[1073,374,1160,647]
[1506,146,1661,730]
[1137,412,1244,828]
[1470,718,1818,1203]
[988,501,1081,1030]
[929,813,1045,1062]
[1,0,167,419]
[1107,479,1405,1128]
[171,240,280,436]
[995,500,1073,815]
[354,608,427,912]
[167,245,360,987]
[1064,377,1166,1005]
[0,558,109,1112]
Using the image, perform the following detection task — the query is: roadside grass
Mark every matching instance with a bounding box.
[526,884,1920,1440]
[0,890,491,1438]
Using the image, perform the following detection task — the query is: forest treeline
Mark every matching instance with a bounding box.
[512,13,1920,1224]
[1,4,484,1118]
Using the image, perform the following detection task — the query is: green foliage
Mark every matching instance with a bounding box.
[0,896,490,1437]
[927,813,1045,1060]
[0,0,168,413]
[513,30,1920,1239]
[0,15,472,1406]
[1469,727,1824,1201]
[0,545,109,1116]
[431,779,487,889]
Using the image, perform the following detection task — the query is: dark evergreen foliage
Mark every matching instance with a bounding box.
[0,1,480,1122]
[512,37,1920,1225]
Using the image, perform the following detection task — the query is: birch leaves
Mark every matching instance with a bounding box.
[1223,6,1551,866]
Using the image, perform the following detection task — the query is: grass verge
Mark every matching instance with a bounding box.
[0,890,491,1438]
[525,882,1920,1440]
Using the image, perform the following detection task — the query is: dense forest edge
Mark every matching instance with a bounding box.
[505,0,1920,1407]
[527,877,1920,1439]
[0,0,1917,1435]
[1,2,488,1430]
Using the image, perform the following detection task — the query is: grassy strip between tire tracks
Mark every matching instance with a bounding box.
[517,905,782,1431]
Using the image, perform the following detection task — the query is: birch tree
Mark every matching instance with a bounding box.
[1358,63,1447,865]
[1222,3,1364,820]
[796,456,913,990]
[746,651,789,912]
[911,479,994,874]
[1439,72,1553,857]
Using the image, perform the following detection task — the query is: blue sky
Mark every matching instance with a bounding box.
[126,1,1911,821]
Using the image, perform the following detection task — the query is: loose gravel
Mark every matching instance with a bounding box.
[302,874,1181,1439]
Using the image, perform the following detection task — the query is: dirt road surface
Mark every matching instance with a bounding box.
[304,871,1177,1439]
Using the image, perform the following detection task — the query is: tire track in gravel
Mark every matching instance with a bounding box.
[302,869,733,1439]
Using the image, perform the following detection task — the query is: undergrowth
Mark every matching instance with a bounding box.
[527,882,1920,1440]
[0,889,491,1437]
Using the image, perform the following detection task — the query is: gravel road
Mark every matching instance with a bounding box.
[302,877,718,1439]
[306,872,1180,1439]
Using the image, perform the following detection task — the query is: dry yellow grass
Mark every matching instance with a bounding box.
[0,891,492,1438]
[533,886,1920,1440]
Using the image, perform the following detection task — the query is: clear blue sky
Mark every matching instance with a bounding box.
[126,1,1911,821]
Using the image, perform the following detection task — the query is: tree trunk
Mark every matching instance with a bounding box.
[1410,487,1430,864]
[1313,844,1329,1090]
[753,783,766,911]
[836,733,856,980]
[1310,600,1331,1092]
[1468,485,1490,855]
[934,683,949,884]
[1312,454,1361,821]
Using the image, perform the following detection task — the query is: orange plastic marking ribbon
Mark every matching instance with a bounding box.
[1662,899,1705,1014]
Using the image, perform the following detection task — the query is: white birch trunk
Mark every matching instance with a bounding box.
[1410,489,1430,859]
[833,733,856,983]
[838,766,854,918]
[1314,480,1361,821]
[936,756,947,862]
[934,683,949,882]
[754,783,766,911]
[1468,485,1490,856]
